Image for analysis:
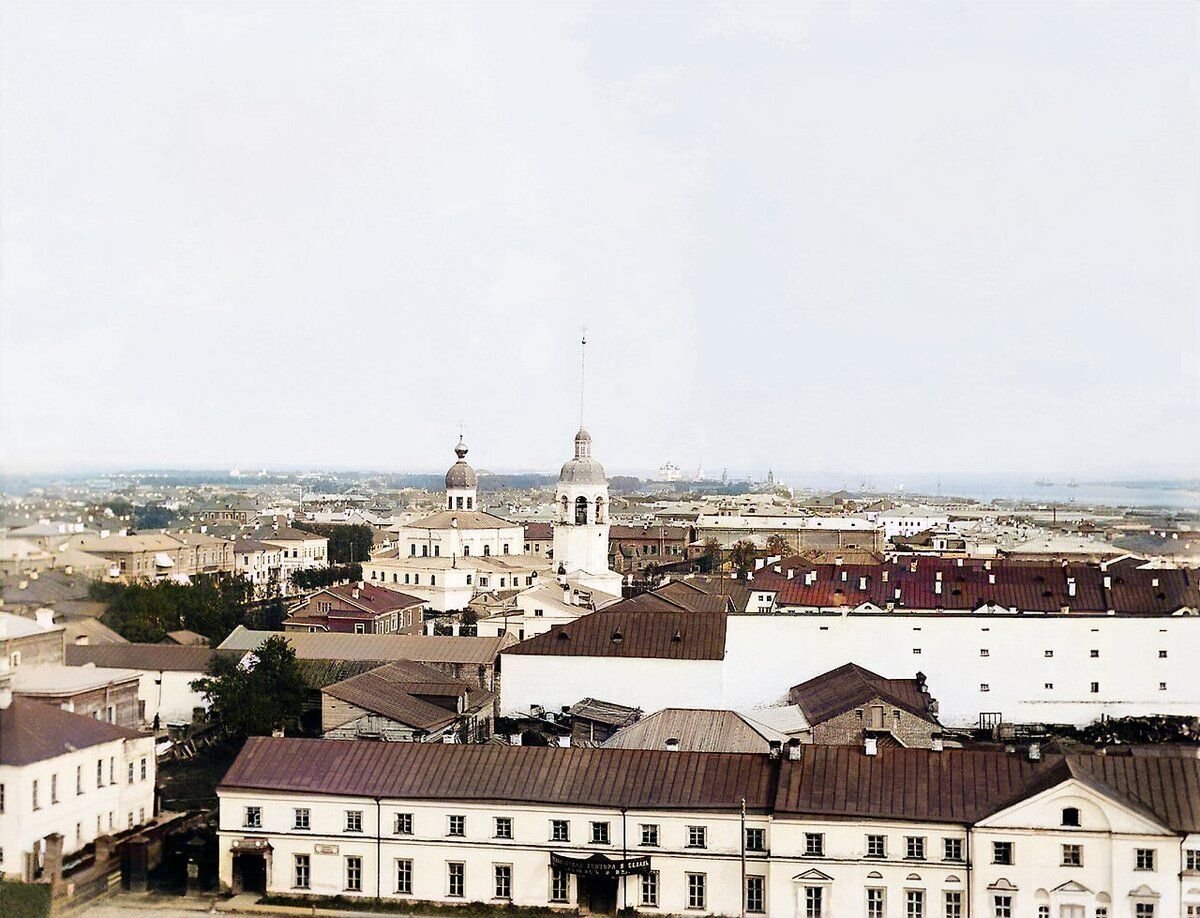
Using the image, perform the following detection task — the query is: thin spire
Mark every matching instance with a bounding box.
[579,327,588,429]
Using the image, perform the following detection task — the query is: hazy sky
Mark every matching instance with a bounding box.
[2,2,1197,480]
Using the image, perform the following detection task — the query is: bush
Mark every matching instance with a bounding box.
[0,879,51,918]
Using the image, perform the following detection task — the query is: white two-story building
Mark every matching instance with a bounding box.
[217,737,1200,917]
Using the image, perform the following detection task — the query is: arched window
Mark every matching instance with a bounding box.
[463,545,470,557]
[431,575,436,586]
[503,544,509,554]
[596,496,606,523]
[1062,807,1080,827]
[466,497,473,509]
[483,545,490,556]
[561,496,569,519]
[575,496,588,525]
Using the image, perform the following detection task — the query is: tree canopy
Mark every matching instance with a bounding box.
[191,636,307,738]
[291,523,373,565]
[93,575,252,644]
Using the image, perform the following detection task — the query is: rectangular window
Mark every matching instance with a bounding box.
[906,890,925,918]
[127,762,134,784]
[550,819,569,841]
[943,837,963,861]
[992,840,1014,865]
[97,760,103,788]
[140,757,147,780]
[394,812,413,835]
[550,867,569,903]
[745,827,766,852]
[993,895,1013,918]
[293,854,310,890]
[641,870,659,906]
[448,814,465,837]
[1186,848,1200,871]
[640,823,660,847]
[50,774,58,804]
[345,856,362,892]
[494,816,513,839]
[76,766,83,795]
[746,875,766,914]
[494,864,512,900]
[345,810,363,832]
[804,886,823,918]
[866,834,886,858]
[591,821,610,844]
[687,873,707,910]
[1062,843,1082,866]
[244,806,262,828]
[1091,681,1100,693]
[944,891,962,918]
[805,832,825,856]
[293,808,310,830]
[867,888,885,918]
[395,859,412,894]
[688,825,707,849]
[1135,906,1155,918]
[906,836,927,860]
[447,862,464,897]
[1135,848,1156,871]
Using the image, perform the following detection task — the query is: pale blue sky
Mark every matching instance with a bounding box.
[2,2,1197,478]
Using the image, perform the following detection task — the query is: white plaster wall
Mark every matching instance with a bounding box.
[724,614,1200,727]
[499,655,724,715]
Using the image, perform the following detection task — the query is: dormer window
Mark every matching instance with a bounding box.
[1062,806,1080,827]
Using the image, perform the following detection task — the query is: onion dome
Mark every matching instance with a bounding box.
[445,438,477,489]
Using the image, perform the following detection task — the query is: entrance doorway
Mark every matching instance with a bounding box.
[577,874,618,914]
[232,853,267,894]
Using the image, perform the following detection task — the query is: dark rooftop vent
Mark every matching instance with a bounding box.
[611,629,624,645]
[1042,590,1053,598]
[556,631,570,641]
[671,629,682,642]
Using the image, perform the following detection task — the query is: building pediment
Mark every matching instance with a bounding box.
[793,868,833,883]
[1051,880,1092,895]
[988,878,1018,891]
[1128,884,1160,899]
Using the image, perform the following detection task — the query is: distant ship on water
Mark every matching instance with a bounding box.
[1034,478,1054,487]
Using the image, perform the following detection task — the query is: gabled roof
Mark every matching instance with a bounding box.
[323,663,478,732]
[788,663,937,725]
[568,697,641,728]
[603,708,786,754]
[320,583,424,614]
[0,697,140,766]
[502,610,727,661]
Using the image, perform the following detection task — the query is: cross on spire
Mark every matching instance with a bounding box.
[579,327,588,429]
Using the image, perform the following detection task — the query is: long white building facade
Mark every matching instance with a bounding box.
[217,737,1200,917]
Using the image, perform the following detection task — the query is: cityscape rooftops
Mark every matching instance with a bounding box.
[0,697,141,766]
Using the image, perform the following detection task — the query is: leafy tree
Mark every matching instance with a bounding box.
[291,523,374,565]
[191,636,307,738]
[766,533,792,559]
[133,505,176,529]
[701,538,723,574]
[290,563,362,591]
[93,575,251,644]
[728,539,759,576]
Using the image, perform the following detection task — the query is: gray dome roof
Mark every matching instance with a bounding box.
[559,456,607,486]
[445,438,477,489]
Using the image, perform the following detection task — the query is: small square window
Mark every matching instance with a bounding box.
[1159,682,1167,691]
[745,827,766,852]
[550,819,569,842]
[905,836,926,860]
[1090,649,1100,657]
[394,812,413,835]
[494,817,512,839]
[992,841,1014,865]
[1044,649,1053,657]
[1062,843,1082,867]
[1090,682,1100,693]
[866,834,886,858]
[943,837,963,862]
[981,683,990,692]
[688,825,707,849]
[293,808,310,830]
[804,832,824,856]
[345,810,363,833]
[1135,847,1156,871]
[1159,650,1168,658]
[591,821,610,844]
[980,649,989,657]
[244,806,262,829]
[1044,682,1054,690]
[640,823,660,847]
[448,815,465,837]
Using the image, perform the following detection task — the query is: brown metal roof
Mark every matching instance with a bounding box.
[66,643,218,672]
[756,557,1200,615]
[0,697,141,766]
[220,736,777,812]
[502,610,727,660]
[788,663,937,725]
[218,627,516,665]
